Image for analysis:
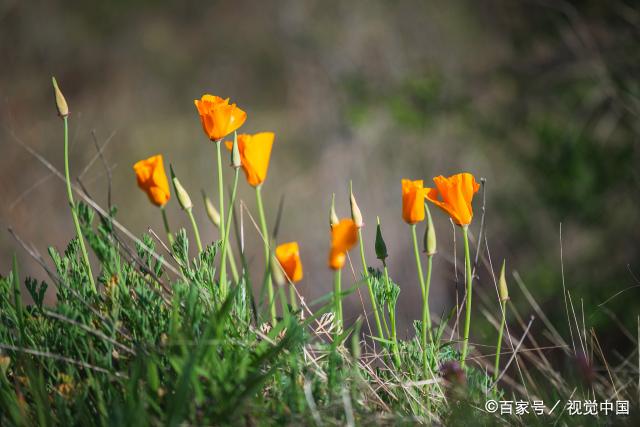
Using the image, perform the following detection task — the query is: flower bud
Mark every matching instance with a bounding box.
[498,260,509,302]
[51,77,69,118]
[203,193,221,228]
[173,177,193,210]
[374,216,388,261]
[231,132,242,169]
[349,182,364,228]
[271,251,286,287]
[423,202,437,255]
[329,193,339,229]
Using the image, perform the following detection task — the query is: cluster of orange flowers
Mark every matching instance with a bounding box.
[132,93,479,288]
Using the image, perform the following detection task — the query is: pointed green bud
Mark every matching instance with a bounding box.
[271,251,286,287]
[423,202,437,255]
[202,191,221,228]
[498,260,509,302]
[349,181,363,228]
[231,131,242,169]
[51,77,69,118]
[375,216,388,261]
[330,193,339,229]
[169,165,192,211]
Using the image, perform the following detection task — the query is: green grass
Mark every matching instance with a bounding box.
[2,199,638,425]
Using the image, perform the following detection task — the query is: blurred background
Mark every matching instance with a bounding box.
[1,0,639,357]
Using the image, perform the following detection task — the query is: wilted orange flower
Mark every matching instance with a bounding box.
[328,219,358,270]
[402,179,426,224]
[133,155,170,207]
[194,94,247,141]
[425,173,480,226]
[275,242,303,283]
[225,132,275,187]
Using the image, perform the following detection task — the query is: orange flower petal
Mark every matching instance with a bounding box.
[401,179,425,224]
[275,242,303,282]
[328,218,358,270]
[226,132,275,187]
[425,173,479,226]
[133,155,170,207]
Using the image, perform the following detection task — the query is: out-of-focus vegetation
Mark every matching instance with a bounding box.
[1,0,638,366]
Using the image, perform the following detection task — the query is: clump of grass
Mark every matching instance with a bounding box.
[1,80,639,426]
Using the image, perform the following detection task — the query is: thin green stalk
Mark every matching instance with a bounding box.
[494,299,507,381]
[383,263,401,367]
[422,254,434,375]
[358,229,384,340]
[411,225,426,299]
[278,283,289,322]
[256,185,276,324]
[160,205,174,246]
[289,284,298,311]
[63,116,96,293]
[334,269,342,331]
[186,208,203,253]
[461,225,473,368]
[215,140,225,255]
[220,168,240,295]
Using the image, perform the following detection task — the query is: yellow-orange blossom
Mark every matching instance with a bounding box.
[328,219,359,270]
[402,179,426,224]
[225,132,275,187]
[425,173,479,226]
[133,155,171,207]
[275,242,303,283]
[194,94,247,141]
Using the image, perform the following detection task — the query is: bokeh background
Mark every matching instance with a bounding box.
[1,0,639,356]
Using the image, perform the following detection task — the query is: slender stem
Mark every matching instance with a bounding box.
[256,185,275,324]
[383,263,401,367]
[380,263,391,338]
[187,208,203,253]
[358,229,384,340]
[334,269,342,331]
[289,284,298,311]
[215,140,225,254]
[63,117,96,293]
[220,168,240,296]
[278,282,289,321]
[228,244,239,282]
[461,225,473,368]
[494,299,507,381]
[160,205,174,246]
[422,255,434,374]
[411,225,426,299]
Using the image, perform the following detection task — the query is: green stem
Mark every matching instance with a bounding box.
[334,269,342,331]
[461,225,473,368]
[384,263,401,367]
[358,229,384,340]
[220,168,240,296]
[215,140,225,256]
[63,117,96,293]
[494,299,507,381]
[160,205,174,247]
[187,208,203,253]
[289,284,298,311]
[422,255,434,374]
[256,185,276,325]
[380,263,391,338]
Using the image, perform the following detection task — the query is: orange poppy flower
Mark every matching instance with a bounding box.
[402,179,426,224]
[425,173,480,226]
[225,132,275,187]
[328,219,359,270]
[194,94,247,141]
[133,155,171,207]
[275,242,303,283]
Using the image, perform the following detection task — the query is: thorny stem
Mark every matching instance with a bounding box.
[64,117,96,293]
[256,185,276,325]
[461,225,473,368]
